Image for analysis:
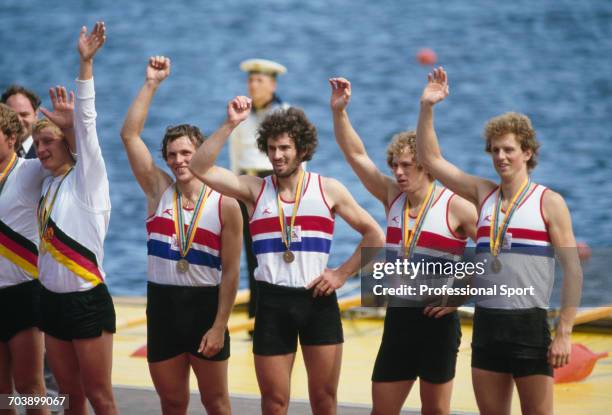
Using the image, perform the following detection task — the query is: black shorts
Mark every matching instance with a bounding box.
[372,307,461,384]
[253,281,344,356]
[39,283,116,341]
[146,281,230,363]
[0,280,41,342]
[471,306,552,377]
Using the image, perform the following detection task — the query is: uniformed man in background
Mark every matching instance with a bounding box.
[229,59,288,320]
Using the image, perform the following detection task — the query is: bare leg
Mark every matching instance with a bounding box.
[515,375,553,415]
[9,328,49,415]
[419,379,453,415]
[302,344,342,415]
[254,353,295,415]
[189,355,230,415]
[148,354,190,415]
[0,341,17,415]
[45,335,87,415]
[73,332,118,415]
[472,368,513,415]
[371,380,414,415]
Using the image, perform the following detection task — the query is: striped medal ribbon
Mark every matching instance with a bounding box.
[0,153,18,196]
[489,178,531,273]
[173,185,210,273]
[276,170,306,264]
[402,182,436,259]
[37,167,73,254]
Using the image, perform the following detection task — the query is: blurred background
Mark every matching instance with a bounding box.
[1,0,610,300]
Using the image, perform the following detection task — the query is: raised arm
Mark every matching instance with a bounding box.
[308,177,385,296]
[74,21,110,209]
[329,78,396,206]
[120,56,173,210]
[416,67,493,205]
[39,86,76,155]
[189,97,260,205]
[543,190,582,369]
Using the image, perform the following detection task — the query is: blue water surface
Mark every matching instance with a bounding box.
[1,0,611,297]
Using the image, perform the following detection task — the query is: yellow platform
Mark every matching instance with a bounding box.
[112,299,612,414]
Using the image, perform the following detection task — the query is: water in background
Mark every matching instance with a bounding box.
[1,0,611,298]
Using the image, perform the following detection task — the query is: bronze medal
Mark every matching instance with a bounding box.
[173,185,209,275]
[177,258,190,273]
[283,250,295,263]
[491,257,502,273]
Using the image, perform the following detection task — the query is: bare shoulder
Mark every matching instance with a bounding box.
[220,193,241,213]
[220,194,243,230]
[240,174,266,200]
[449,192,477,216]
[542,188,566,205]
[542,188,570,221]
[384,177,401,209]
[476,179,499,206]
[448,191,478,239]
[319,176,349,201]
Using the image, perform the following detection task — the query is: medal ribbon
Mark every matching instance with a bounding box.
[402,182,436,258]
[0,153,18,196]
[37,167,73,240]
[489,178,531,257]
[173,185,210,259]
[276,170,306,253]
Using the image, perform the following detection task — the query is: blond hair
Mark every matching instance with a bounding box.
[386,130,419,168]
[484,112,540,171]
[33,118,64,140]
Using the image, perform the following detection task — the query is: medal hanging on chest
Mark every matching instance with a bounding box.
[173,185,210,273]
[37,167,73,255]
[489,178,531,273]
[276,171,306,264]
[402,182,436,259]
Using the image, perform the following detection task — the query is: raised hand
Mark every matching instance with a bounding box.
[39,86,75,131]
[329,77,351,112]
[146,56,171,84]
[226,96,252,127]
[420,66,449,106]
[78,21,106,61]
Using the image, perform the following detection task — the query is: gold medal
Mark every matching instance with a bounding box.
[38,167,73,248]
[177,258,190,273]
[491,257,502,273]
[283,250,295,263]
[43,227,54,242]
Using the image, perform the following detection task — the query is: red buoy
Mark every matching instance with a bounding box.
[416,48,437,65]
[577,241,592,262]
[131,343,147,358]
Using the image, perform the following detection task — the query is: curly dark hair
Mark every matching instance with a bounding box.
[161,124,205,160]
[1,84,41,111]
[256,107,318,162]
[0,104,24,150]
